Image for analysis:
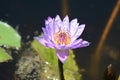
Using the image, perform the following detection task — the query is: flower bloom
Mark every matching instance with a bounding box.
[35,15,90,63]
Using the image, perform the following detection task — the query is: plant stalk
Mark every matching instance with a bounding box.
[58,59,65,80]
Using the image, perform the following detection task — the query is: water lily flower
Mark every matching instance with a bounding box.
[35,15,90,63]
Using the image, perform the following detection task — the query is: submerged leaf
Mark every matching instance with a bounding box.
[0,21,21,48]
[0,47,12,62]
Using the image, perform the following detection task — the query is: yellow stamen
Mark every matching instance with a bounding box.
[53,29,70,45]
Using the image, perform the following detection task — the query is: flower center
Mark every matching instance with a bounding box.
[53,29,71,45]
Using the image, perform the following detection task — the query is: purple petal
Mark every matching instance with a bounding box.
[73,41,89,48]
[45,17,54,36]
[63,15,69,23]
[34,37,54,48]
[42,27,52,40]
[56,49,69,63]
[47,17,53,22]
[45,17,53,25]
[54,45,66,50]
[45,17,53,26]
[67,39,82,48]
[42,27,47,35]
[63,15,69,31]
[34,37,47,46]
[54,15,62,33]
[69,40,90,49]
[70,38,83,45]
[55,15,62,22]
[73,24,85,37]
[70,19,79,37]
[71,24,85,42]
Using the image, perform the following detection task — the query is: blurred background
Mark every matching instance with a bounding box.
[0,0,120,80]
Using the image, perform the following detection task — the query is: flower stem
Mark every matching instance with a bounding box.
[58,59,65,80]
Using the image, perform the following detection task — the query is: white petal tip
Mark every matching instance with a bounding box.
[55,15,61,20]
[80,24,85,27]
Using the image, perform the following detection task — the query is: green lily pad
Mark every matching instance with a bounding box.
[0,47,12,62]
[118,75,120,80]
[31,40,82,80]
[0,21,21,48]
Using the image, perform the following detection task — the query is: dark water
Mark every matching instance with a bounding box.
[0,0,120,80]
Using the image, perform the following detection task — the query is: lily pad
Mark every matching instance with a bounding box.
[31,40,82,80]
[0,21,21,48]
[118,75,120,80]
[0,47,12,62]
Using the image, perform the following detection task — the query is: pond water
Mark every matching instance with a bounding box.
[0,0,120,80]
